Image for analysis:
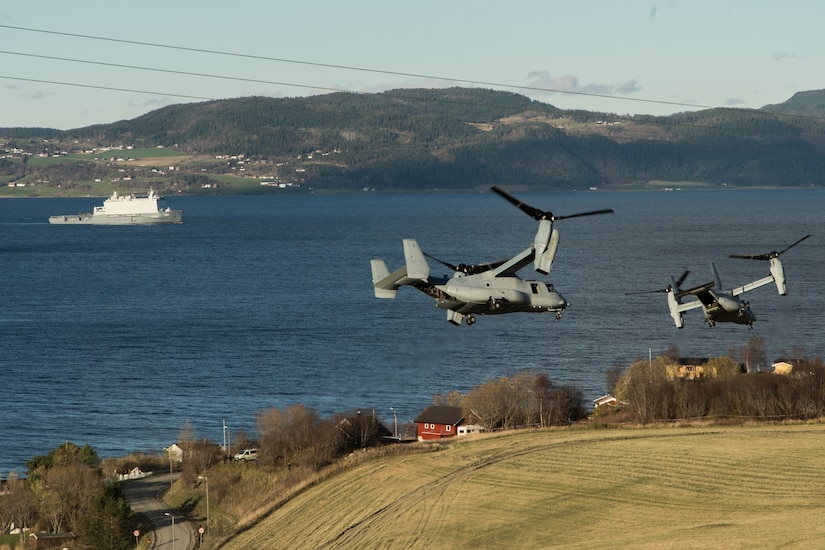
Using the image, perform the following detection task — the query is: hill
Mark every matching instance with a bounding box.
[213,423,825,549]
[763,89,825,118]
[3,87,825,195]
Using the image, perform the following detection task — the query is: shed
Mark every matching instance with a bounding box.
[30,532,75,549]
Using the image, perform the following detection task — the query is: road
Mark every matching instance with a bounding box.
[122,472,196,550]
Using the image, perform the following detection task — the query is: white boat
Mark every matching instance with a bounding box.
[49,190,183,225]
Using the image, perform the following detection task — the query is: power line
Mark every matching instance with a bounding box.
[0,75,212,100]
[0,23,716,112]
[0,50,342,94]
[2,22,825,151]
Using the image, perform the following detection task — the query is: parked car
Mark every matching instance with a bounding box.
[233,448,259,462]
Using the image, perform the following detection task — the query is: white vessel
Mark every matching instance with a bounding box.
[49,190,183,225]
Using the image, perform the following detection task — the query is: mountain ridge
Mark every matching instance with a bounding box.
[3,87,825,193]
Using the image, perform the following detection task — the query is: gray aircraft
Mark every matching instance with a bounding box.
[370,186,613,326]
[630,235,810,329]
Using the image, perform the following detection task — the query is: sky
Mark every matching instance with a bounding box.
[1,1,824,130]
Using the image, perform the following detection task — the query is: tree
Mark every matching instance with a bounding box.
[26,442,100,482]
[177,420,198,484]
[76,483,136,550]
[2,476,37,544]
[463,376,516,432]
[433,390,464,408]
[614,356,674,422]
[31,462,101,534]
[257,404,322,467]
[744,336,767,372]
[533,373,552,428]
[605,365,624,395]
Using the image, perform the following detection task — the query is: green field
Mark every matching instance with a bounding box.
[216,423,825,549]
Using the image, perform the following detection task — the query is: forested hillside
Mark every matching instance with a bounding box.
[3,87,825,194]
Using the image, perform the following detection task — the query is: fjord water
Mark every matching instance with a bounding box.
[1,189,823,475]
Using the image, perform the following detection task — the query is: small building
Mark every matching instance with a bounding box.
[666,358,715,380]
[772,361,794,375]
[457,424,484,437]
[164,443,183,463]
[593,394,617,409]
[414,406,464,441]
[30,532,75,549]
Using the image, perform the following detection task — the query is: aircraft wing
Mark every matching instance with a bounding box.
[731,275,774,296]
[675,282,716,309]
[490,247,535,276]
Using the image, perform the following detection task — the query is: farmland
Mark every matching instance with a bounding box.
[212,422,825,549]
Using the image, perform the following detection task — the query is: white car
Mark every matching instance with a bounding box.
[233,448,259,462]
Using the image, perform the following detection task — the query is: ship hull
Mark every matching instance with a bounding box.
[48,210,183,225]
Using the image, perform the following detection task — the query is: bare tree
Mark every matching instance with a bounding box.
[3,478,37,543]
[177,420,198,483]
[36,464,100,533]
[257,404,321,467]
[614,356,674,422]
[533,373,552,428]
[605,365,624,395]
[433,390,464,408]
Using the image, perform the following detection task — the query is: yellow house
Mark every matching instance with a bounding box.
[772,361,794,375]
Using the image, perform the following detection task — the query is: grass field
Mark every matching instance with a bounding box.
[215,423,825,549]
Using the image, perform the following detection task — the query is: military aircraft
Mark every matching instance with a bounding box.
[629,235,810,329]
[370,186,613,326]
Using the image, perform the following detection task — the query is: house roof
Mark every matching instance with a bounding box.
[593,394,616,405]
[678,357,710,366]
[415,405,464,425]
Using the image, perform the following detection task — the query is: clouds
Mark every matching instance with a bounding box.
[772,52,807,62]
[524,71,642,98]
[724,97,747,107]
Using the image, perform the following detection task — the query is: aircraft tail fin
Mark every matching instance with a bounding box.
[403,239,430,280]
[371,259,399,298]
[711,262,723,290]
[370,239,430,299]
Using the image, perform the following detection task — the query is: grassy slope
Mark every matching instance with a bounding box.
[218,423,825,549]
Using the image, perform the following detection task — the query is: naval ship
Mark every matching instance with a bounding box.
[49,189,183,225]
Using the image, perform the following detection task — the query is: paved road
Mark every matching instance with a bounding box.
[122,472,196,550]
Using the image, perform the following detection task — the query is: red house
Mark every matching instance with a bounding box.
[414,406,464,441]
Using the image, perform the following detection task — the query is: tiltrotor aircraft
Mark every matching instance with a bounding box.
[629,235,810,329]
[370,186,613,326]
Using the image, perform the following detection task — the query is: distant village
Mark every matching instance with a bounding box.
[1,141,347,192]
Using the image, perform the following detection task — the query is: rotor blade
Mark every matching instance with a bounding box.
[423,251,506,275]
[626,270,689,296]
[554,208,615,221]
[423,251,459,271]
[490,186,550,220]
[491,186,614,222]
[729,235,811,261]
[780,234,811,254]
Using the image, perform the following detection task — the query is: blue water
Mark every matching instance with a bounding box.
[1,189,823,476]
